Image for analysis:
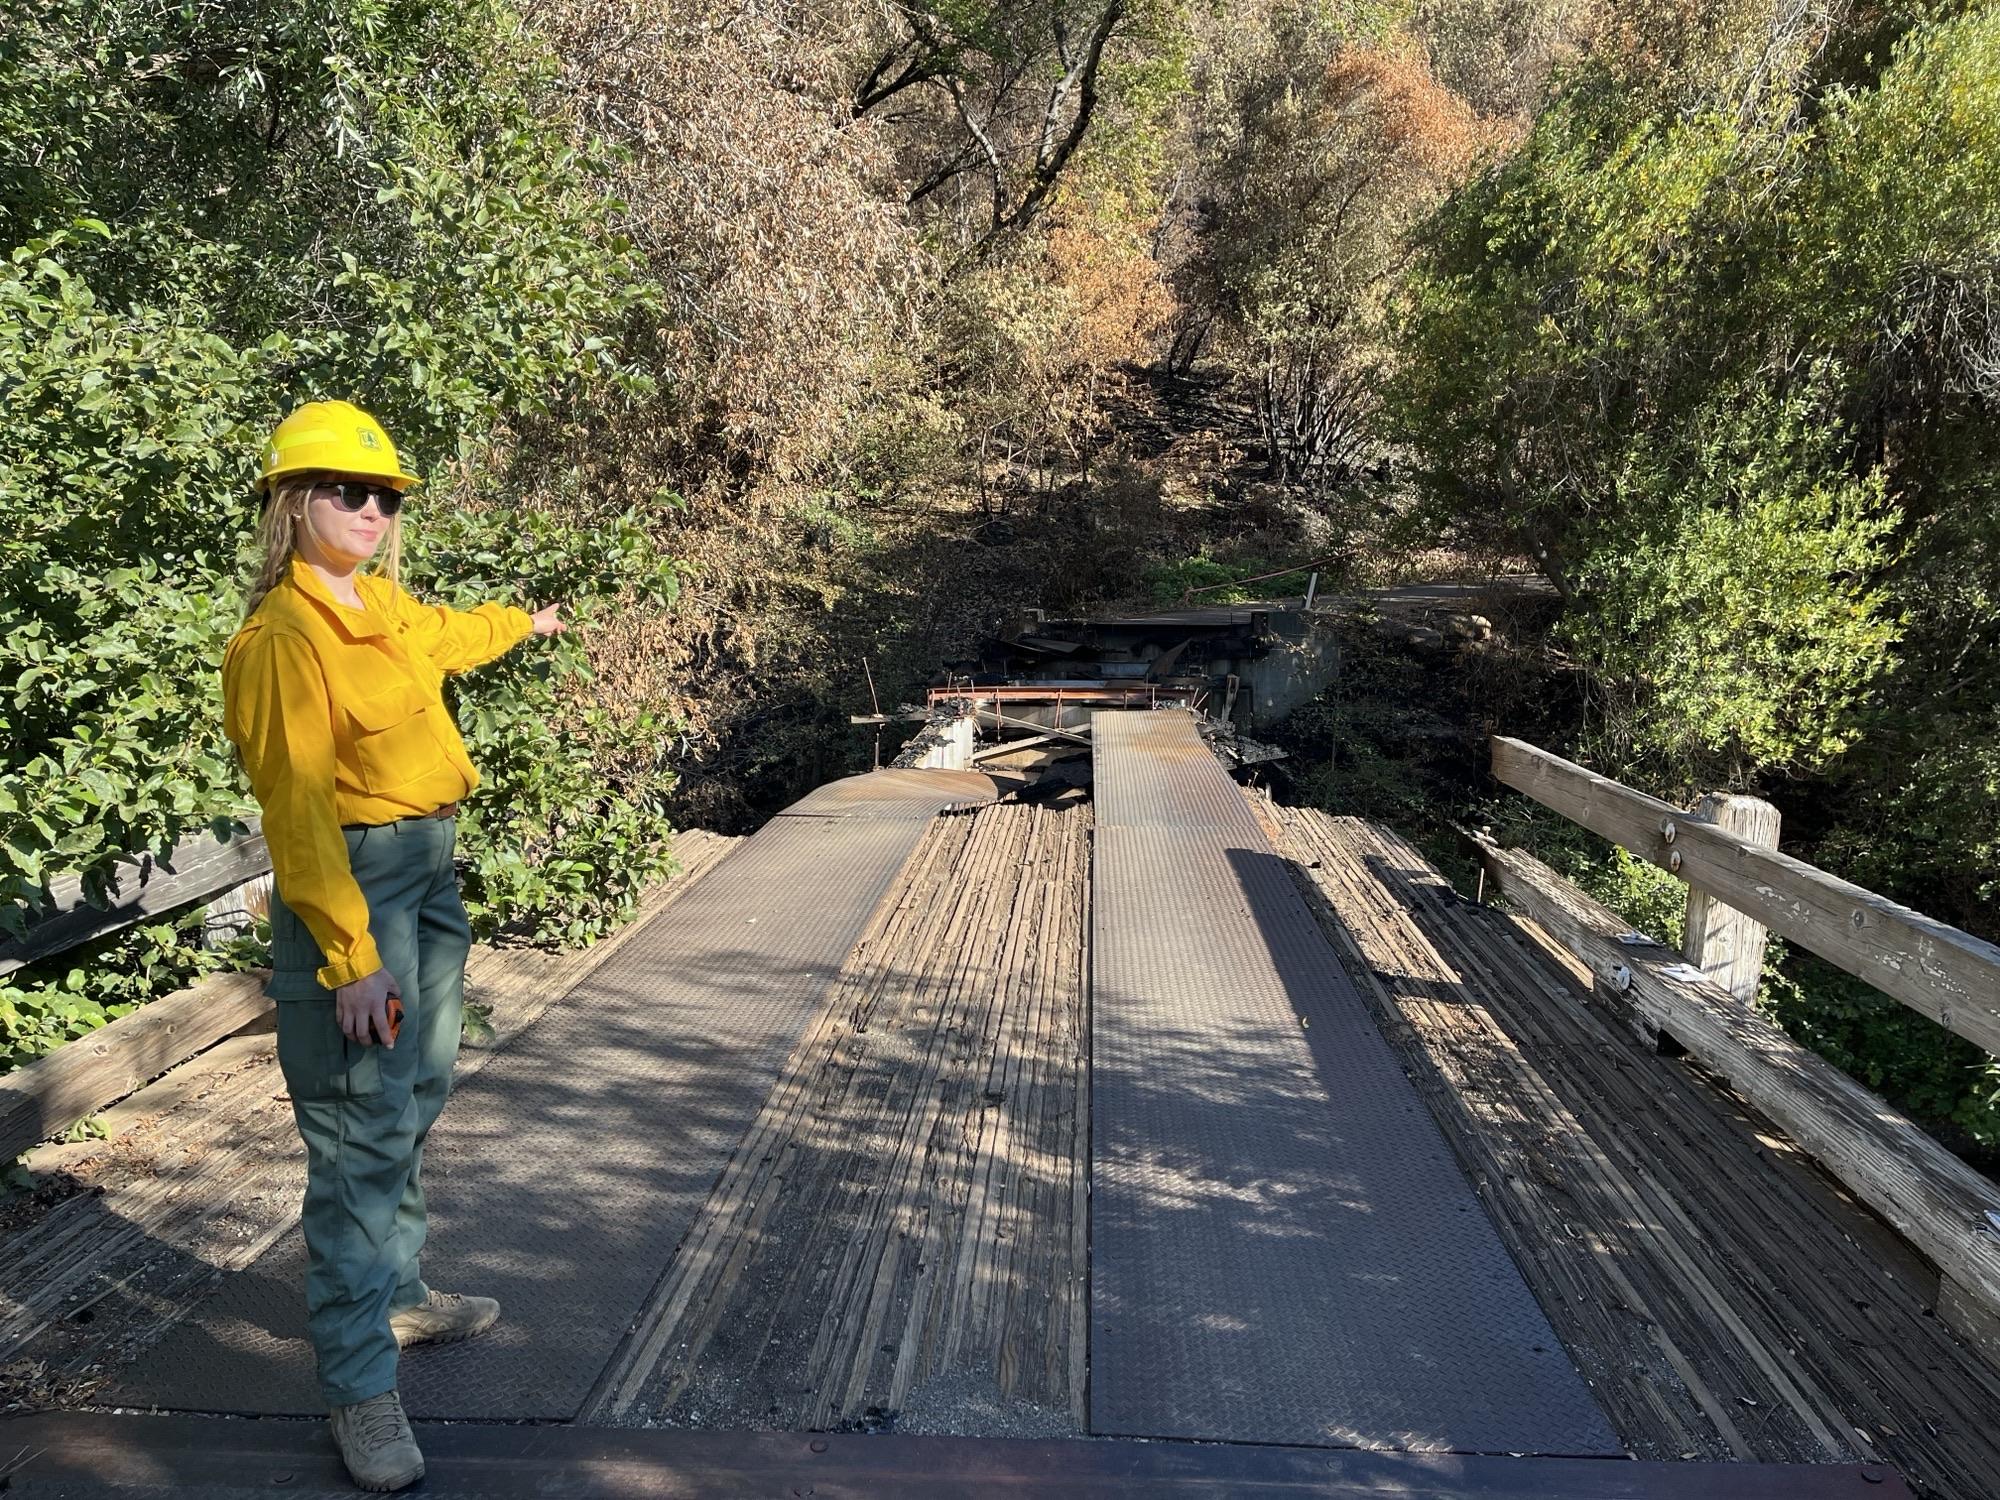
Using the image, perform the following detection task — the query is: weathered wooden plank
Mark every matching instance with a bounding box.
[1476,835,2000,1341]
[977,710,1093,745]
[0,971,271,1161]
[1,823,271,976]
[588,804,1088,1433]
[1319,813,2000,1494]
[1276,809,1726,1458]
[1939,1277,2000,1372]
[820,807,1034,1425]
[1491,737,2000,1058]
[971,733,1063,763]
[588,815,977,1420]
[1370,823,2000,1497]
[1372,826,1868,1458]
[1064,811,1090,1426]
[1289,810,1907,1460]
[22,1020,279,1175]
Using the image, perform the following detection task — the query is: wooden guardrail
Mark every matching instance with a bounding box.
[1491,737,2000,1059]
[0,972,272,1163]
[1,820,269,977]
[2,820,274,1160]
[1484,736,2000,1364]
[1476,835,2000,1361]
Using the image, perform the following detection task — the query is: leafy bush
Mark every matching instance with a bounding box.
[417,505,685,942]
[1568,393,1900,780]
[0,1,674,1074]
[1384,9,2000,1147]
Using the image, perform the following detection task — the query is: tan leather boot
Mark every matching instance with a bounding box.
[389,1288,501,1350]
[327,1390,424,1492]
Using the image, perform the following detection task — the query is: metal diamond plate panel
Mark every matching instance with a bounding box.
[778,768,1012,818]
[1091,711,1256,832]
[1089,711,1618,1455]
[111,781,982,1421]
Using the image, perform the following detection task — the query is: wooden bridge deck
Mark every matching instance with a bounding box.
[4,796,1997,1496]
[582,801,1090,1433]
[1273,810,2000,1497]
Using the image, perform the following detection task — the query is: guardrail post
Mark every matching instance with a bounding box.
[1682,792,1781,1003]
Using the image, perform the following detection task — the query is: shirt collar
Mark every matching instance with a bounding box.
[286,555,388,641]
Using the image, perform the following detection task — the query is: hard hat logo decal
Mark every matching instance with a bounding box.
[357,427,382,450]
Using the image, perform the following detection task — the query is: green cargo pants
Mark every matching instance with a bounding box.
[267,815,471,1408]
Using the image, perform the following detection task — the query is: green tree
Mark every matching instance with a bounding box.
[1386,6,2000,1143]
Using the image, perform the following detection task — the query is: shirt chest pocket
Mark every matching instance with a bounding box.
[343,681,440,795]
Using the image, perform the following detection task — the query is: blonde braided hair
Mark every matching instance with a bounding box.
[243,476,404,620]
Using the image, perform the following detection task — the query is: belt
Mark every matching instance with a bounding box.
[342,800,459,832]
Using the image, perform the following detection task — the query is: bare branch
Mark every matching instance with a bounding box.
[993,0,1125,241]
[853,38,951,116]
[945,74,1008,233]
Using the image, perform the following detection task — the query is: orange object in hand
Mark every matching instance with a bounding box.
[380,996,404,1046]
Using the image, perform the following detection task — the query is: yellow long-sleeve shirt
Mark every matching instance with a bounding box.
[222,556,535,988]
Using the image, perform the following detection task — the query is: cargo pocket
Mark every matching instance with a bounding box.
[343,681,439,796]
[275,996,383,1101]
[266,875,351,999]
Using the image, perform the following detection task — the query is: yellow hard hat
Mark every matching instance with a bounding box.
[259,400,420,494]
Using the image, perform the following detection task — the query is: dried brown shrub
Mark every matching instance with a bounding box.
[528,0,926,479]
[1044,215,1175,372]
[1415,0,1600,120]
[1184,38,1495,478]
[1317,44,1490,191]
[488,0,1199,823]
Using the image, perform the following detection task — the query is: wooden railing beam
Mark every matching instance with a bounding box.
[1491,737,2000,1059]
[0,971,272,1161]
[0,822,269,978]
[1475,835,2000,1343]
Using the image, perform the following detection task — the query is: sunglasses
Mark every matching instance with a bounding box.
[310,480,405,516]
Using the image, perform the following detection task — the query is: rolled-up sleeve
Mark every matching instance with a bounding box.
[386,584,534,675]
[223,629,381,988]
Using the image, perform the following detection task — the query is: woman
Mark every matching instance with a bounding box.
[222,400,564,1493]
